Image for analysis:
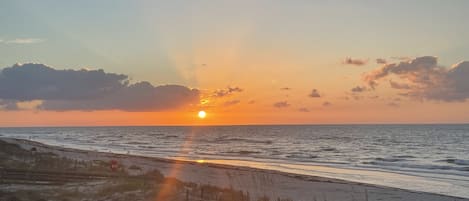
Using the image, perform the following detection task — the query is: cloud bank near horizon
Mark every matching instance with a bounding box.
[0,63,200,111]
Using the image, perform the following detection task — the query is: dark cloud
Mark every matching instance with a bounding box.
[376,58,387,64]
[351,86,367,93]
[280,87,291,90]
[343,57,368,66]
[308,89,321,98]
[273,101,290,108]
[298,107,310,112]
[0,63,199,111]
[363,56,469,102]
[212,86,243,97]
[223,100,240,106]
[322,101,332,107]
[389,80,411,89]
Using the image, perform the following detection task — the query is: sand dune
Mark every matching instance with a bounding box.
[1,138,467,201]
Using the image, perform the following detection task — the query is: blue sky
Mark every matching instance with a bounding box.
[2,1,469,84]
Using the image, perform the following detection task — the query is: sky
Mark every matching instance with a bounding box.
[1,0,469,126]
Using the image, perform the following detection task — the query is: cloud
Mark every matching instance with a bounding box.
[391,56,411,61]
[273,101,290,108]
[298,107,310,112]
[0,63,199,111]
[351,86,367,93]
[248,100,256,104]
[212,86,243,97]
[0,99,19,110]
[363,56,469,102]
[223,100,240,106]
[4,38,45,44]
[308,89,321,98]
[376,58,387,64]
[389,80,411,89]
[322,101,332,107]
[343,57,368,66]
[280,87,291,90]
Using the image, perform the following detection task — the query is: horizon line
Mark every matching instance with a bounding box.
[1,122,469,128]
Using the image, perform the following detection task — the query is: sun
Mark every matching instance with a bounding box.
[198,110,206,119]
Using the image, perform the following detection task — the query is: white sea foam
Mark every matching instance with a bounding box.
[1,125,469,198]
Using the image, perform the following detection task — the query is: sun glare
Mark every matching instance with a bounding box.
[198,111,206,119]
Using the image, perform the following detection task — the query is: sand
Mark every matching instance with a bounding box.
[1,137,467,201]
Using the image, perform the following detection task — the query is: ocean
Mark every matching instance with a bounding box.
[1,125,468,198]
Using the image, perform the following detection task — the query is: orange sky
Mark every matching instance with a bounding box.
[1,1,469,126]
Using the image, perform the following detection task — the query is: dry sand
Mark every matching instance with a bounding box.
[1,137,467,201]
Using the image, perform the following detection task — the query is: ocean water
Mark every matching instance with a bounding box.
[1,125,468,198]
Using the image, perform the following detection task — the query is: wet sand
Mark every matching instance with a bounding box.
[1,137,467,201]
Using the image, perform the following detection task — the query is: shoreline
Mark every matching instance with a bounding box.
[5,135,469,198]
[1,137,468,201]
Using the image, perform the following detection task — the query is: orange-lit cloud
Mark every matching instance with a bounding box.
[212,86,243,98]
[273,101,290,108]
[343,57,368,66]
[363,56,469,102]
[308,89,321,98]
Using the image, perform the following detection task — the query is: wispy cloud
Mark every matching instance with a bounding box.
[351,86,367,93]
[273,101,290,108]
[3,38,45,44]
[387,102,400,107]
[298,107,310,112]
[223,100,240,106]
[322,101,332,107]
[212,86,243,98]
[343,57,368,66]
[376,58,387,64]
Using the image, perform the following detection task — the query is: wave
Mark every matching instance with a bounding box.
[223,150,262,155]
[393,155,417,159]
[162,135,179,139]
[137,145,158,149]
[286,152,319,160]
[439,159,469,166]
[318,147,338,152]
[374,157,408,162]
[126,141,149,145]
[364,161,469,172]
[209,137,273,144]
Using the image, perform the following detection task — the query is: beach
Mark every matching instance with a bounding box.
[1,137,467,201]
